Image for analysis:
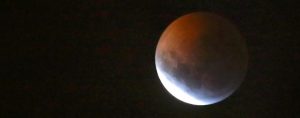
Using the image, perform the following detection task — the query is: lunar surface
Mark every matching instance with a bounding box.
[155,12,248,105]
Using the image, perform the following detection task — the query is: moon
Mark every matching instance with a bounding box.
[155,12,248,105]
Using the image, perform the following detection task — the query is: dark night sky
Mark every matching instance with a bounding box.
[1,0,298,117]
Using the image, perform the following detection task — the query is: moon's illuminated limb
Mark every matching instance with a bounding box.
[156,63,209,105]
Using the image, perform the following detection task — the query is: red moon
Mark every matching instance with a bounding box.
[155,12,248,105]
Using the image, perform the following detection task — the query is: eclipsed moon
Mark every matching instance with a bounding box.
[155,12,248,105]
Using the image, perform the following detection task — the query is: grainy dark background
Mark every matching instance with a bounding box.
[1,0,298,117]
